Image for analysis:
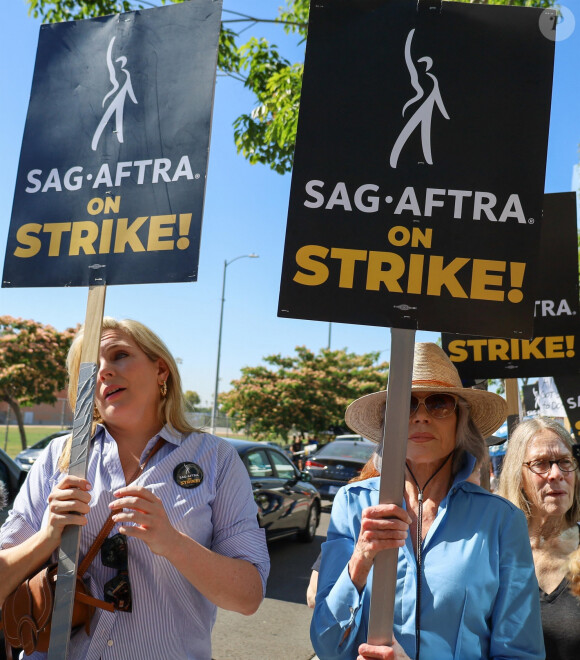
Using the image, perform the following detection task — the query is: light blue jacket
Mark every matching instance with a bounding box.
[311,455,544,660]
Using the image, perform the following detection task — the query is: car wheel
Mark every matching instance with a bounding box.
[298,503,319,543]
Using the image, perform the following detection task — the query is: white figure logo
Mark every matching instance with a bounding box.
[91,37,138,151]
[389,29,449,169]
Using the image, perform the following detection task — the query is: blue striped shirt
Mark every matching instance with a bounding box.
[0,425,270,659]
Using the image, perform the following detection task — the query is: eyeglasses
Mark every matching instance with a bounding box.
[101,533,132,612]
[410,393,457,419]
[523,457,578,475]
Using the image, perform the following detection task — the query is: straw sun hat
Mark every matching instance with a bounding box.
[345,342,507,443]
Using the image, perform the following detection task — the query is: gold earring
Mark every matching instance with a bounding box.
[160,381,168,397]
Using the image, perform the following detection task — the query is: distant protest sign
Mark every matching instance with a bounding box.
[534,377,567,418]
[442,193,579,378]
[2,1,221,288]
[278,0,554,337]
[554,375,580,441]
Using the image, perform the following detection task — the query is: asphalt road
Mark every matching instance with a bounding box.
[211,503,332,660]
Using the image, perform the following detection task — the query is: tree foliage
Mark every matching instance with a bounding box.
[0,317,77,449]
[183,389,200,412]
[219,346,388,440]
[26,0,556,174]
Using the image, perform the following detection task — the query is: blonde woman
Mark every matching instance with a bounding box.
[0,318,269,659]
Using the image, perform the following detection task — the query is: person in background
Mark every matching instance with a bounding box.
[488,427,507,481]
[311,342,543,660]
[0,318,269,659]
[498,417,580,660]
[485,434,507,492]
[291,434,304,470]
[307,457,380,609]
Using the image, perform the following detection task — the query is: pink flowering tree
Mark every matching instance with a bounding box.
[220,346,389,441]
[0,317,78,449]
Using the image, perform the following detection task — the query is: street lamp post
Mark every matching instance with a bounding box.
[211,253,259,434]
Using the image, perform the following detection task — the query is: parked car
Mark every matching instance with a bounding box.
[14,429,70,472]
[0,447,27,526]
[225,438,321,543]
[333,433,373,444]
[304,439,376,499]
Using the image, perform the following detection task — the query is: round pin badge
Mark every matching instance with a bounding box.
[173,462,204,489]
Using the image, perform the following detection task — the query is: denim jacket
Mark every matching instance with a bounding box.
[311,454,544,660]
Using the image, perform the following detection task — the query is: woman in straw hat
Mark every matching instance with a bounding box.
[498,418,580,660]
[311,343,543,660]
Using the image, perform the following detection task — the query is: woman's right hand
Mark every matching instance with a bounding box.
[357,638,411,660]
[44,475,92,547]
[348,504,411,592]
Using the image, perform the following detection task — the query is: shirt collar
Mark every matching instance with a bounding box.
[95,422,184,448]
[364,451,477,492]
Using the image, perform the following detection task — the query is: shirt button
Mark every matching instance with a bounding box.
[107,640,114,647]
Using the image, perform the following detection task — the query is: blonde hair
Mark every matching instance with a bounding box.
[60,317,198,471]
[568,546,580,599]
[498,417,580,526]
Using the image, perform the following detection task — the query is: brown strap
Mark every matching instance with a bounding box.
[77,437,166,577]
[74,590,115,612]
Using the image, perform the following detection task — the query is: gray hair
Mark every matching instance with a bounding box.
[498,417,580,526]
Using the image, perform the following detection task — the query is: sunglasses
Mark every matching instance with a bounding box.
[410,393,457,419]
[101,533,132,612]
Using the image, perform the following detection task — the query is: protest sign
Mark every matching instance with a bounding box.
[554,375,580,441]
[522,383,541,417]
[535,377,567,417]
[442,193,579,378]
[2,1,221,287]
[279,0,556,648]
[0,3,223,656]
[278,0,554,339]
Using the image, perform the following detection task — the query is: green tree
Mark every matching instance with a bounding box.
[219,346,388,440]
[0,317,77,449]
[26,0,556,174]
[183,389,200,412]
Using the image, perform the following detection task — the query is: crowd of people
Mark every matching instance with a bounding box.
[0,326,578,659]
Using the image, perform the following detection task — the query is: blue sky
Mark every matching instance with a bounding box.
[1,0,579,408]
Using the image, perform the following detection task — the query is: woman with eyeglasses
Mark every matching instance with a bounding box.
[0,318,270,659]
[498,418,580,660]
[311,343,543,660]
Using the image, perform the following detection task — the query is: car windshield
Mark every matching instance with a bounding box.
[317,442,375,461]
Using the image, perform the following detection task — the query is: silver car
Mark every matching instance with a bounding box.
[14,430,70,472]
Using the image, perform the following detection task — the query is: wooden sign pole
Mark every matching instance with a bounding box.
[367,327,416,646]
[47,284,106,660]
[504,378,521,438]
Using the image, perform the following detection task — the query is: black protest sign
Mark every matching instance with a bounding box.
[2,1,221,288]
[442,193,579,379]
[554,376,580,442]
[522,384,540,417]
[278,0,555,337]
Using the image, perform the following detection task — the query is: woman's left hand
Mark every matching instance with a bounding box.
[109,485,179,556]
[357,639,411,660]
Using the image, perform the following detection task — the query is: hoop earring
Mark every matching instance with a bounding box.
[160,381,168,398]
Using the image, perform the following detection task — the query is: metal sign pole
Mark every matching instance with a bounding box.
[47,284,106,660]
[367,327,416,646]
